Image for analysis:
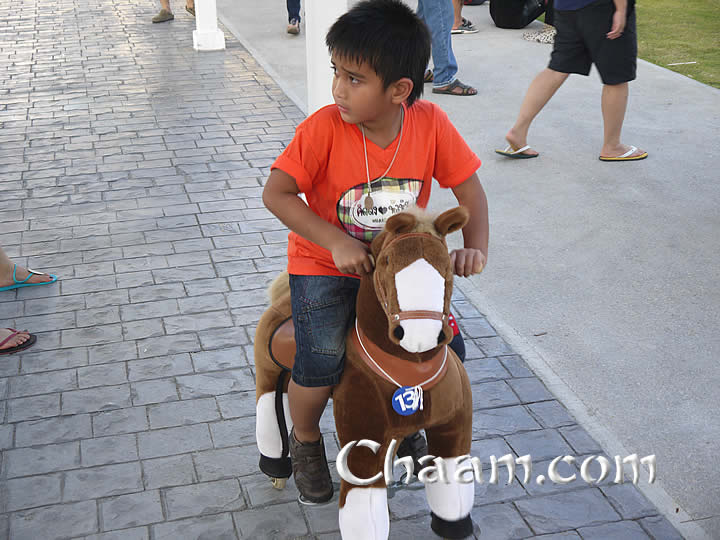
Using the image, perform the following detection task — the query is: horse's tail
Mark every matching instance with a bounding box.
[269,271,290,304]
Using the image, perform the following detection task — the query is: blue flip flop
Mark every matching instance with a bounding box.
[0,265,58,292]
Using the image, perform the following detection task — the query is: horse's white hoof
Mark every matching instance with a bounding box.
[271,477,287,489]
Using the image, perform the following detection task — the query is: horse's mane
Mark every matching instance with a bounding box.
[398,206,443,239]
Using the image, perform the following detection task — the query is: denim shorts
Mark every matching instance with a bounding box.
[289,274,360,387]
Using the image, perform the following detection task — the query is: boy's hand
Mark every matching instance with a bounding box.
[331,236,375,276]
[450,248,486,277]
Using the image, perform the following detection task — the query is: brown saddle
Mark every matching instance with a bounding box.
[269,317,296,371]
[269,318,447,390]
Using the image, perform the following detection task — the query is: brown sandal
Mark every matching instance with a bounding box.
[432,79,477,96]
[424,69,434,83]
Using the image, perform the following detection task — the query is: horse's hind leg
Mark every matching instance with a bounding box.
[256,368,293,487]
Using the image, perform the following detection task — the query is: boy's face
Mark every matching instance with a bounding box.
[331,54,394,126]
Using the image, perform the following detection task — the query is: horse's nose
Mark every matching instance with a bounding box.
[396,320,442,353]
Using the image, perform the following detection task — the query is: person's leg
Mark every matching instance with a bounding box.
[453,0,463,28]
[160,0,171,12]
[286,0,301,33]
[505,68,569,155]
[599,83,645,158]
[152,0,174,22]
[0,246,54,288]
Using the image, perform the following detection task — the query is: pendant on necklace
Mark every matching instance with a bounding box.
[364,194,374,210]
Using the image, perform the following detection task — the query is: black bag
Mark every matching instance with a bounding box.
[490,0,546,29]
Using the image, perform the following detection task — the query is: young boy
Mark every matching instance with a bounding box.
[262,0,489,504]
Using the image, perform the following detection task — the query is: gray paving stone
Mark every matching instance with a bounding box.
[7,393,61,422]
[197,327,250,351]
[122,318,166,340]
[138,424,213,459]
[507,377,555,403]
[84,289,130,309]
[533,533,581,539]
[233,501,308,538]
[176,369,255,399]
[193,445,259,481]
[5,473,63,511]
[81,527,150,540]
[471,380,521,410]
[15,414,92,447]
[62,384,132,414]
[476,336,514,357]
[469,502,532,539]
[76,306,121,327]
[137,333,200,358]
[62,324,124,348]
[191,347,247,372]
[4,441,80,478]
[120,299,179,322]
[126,354,193,382]
[93,407,148,437]
[0,423,13,449]
[514,458,585,497]
[63,462,143,501]
[177,293,228,314]
[78,362,128,388]
[152,264,217,284]
[142,454,197,489]
[165,478,246,520]
[148,397,220,429]
[463,357,511,383]
[472,405,542,439]
[209,416,256,448]
[9,368,77,397]
[506,429,574,462]
[152,513,237,540]
[578,520,652,539]
[242,472,301,507]
[558,425,603,454]
[500,355,535,378]
[130,379,179,405]
[528,400,576,428]
[515,489,621,534]
[10,501,98,540]
[81,433,139,466]
[638,514,684,540]
[216,391,257,419]
[88,341,138,364]
[601,483,659,519]
[164,311,233,334]
[99,490,164,531]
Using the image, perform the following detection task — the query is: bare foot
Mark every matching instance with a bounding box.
[0,266,55,289]
[600,144,647,159]
[0,328,31,351]
[505,129,539,157]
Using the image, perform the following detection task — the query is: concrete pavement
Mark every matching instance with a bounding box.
[0,0,710,539]
[215,0,720,538]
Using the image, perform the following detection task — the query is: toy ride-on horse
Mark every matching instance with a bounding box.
[254,206,475,539]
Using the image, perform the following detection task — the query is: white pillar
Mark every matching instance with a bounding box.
[193,0,226,51]
[305,0,348,114]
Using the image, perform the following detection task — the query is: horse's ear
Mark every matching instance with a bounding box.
[385,211,417,235]
[434,206,469,236]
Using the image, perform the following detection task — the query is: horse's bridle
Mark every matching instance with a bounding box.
[372,232,450,324]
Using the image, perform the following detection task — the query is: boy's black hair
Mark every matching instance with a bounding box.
[326,0,431,107]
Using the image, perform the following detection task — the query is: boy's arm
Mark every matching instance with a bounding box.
[450,172,489,277]
[607,0,628,39]
[262,168,374,275]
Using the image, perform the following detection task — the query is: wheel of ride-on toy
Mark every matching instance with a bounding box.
[271,477,287,489]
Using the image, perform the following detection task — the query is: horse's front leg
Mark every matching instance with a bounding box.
[336,437,391,540]
[423,376,475,539]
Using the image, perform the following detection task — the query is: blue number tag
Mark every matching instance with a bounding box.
[392,386,419,416]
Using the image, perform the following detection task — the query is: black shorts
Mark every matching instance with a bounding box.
[549,0,637,85]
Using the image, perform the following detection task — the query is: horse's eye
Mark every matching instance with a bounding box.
[393,326,404,340]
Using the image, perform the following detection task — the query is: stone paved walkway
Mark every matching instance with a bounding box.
[0,0,684,538]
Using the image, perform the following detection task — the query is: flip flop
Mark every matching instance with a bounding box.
[495,144,539,159]
[152,8,174,23]
[0,265,58,292]
[185,5,195,16]
[432,79,477,96]
[0,329,37,356]
[599,146,648,162]
[424,69,434,83]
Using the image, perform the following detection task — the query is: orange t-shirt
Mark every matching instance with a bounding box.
[271,100,481,277]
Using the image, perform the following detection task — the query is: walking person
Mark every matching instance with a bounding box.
[418,0,478,95]
[498,0,648,161]
[152,0,195,23]
[286,0,301,34]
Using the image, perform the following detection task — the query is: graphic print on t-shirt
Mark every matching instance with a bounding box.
[337,176,423,242]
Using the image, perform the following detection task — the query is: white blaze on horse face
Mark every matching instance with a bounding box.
[394,258,445,353]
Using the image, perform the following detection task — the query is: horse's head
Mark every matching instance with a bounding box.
[368,206,469,354]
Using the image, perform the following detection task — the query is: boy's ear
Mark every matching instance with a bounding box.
[390,77,414,105]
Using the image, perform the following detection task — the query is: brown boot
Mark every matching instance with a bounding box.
[289,427,333,504]
[152,9,174,23]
